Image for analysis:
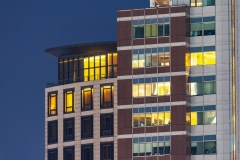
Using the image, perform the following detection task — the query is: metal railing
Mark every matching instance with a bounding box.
[47,72,117,87]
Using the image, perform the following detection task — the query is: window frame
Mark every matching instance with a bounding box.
[64,89,75,114]
[100,142,114,160]
[63,146,75,160]
[63,118,75,142]
[81,86,94,111]
[100,83,114,109]
[48,120,58,144]
[81,144,93,160]
[100,113,114,137]
[48,91,58,116]
[48,148,58,160]
[81,115,93,139]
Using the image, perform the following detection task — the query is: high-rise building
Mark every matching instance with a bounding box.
[45,0,239,160]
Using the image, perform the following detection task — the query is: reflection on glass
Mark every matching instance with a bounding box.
[191,142,203,155]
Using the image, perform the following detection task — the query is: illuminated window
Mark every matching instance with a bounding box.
[64,118,74,141]
[145,24,157,37]
[48,120,58,144]
[64,90,74,113]
[101,85,114,109]
[203,51,216,65]
[158,52,170,66]
[190,52,203,66]
[185,53,190,66]
[82,87,93,111]
[48,92,57,116]
[191,0,215,7]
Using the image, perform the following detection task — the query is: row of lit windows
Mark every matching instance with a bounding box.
[190,0,215,7]
[187,81,216,96]
[133,23,170,39]
[58,53,117,82]
[185,51,216,66]
[133,112,171,127]
[48,85,114,116]
[48,142,113,160]
[48,114,113,144]
[132,82,170,97]
[132,52,170,68]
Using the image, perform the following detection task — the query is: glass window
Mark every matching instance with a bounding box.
[133,26,144,38]
[48,93,57,116]
[64,90,74,113]
[158,53,170,66]
[132,84,139,97]
[81,116,93,139]
[158,112,164,125]
[190,23,202,37]
[48,121,58,144]
[133,143,139,156]
[164,142,170,154]
[203,51,216,65]
[101,85,113,108]
[64,146,74,160]
[139,113,145,126]
[164,24,170,36]
[138,84,145,97]
[48,148,58,160]
[203,0,215,6]
[132,55,139,68]
[158,24,164,36]
[152,53,158,67]
[145,83,152,96]
[146,113,152,126]
[204,141,216,154]
[203,22,215,36]
[191,142,203,155]
[188,82,203,95]
[152,112,158,126]
[100,114,113,137]
[152,142,158,155]
[191,52,203,66]
[146,143,152,156]
[82,87,93,111]
[151,83,158,96]
[158,82,171,96]
[164,112,171,125]
[145,24,157,38]
[204,81,216,95]
[145,53,152,67]
[185,53,190,66]
[139,143,145,156]
[203,111,216,125]
[133,114,139,127]
[64,118,74,141]
[100,142,113,160]
[139,54,145,67]
[81,144,93,160]
[191,112,203,125]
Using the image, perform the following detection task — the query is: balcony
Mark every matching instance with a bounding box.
[47,72,117,87]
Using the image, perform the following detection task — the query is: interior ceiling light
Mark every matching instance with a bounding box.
[154,0,169,6]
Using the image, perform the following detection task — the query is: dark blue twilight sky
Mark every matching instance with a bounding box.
[0,1,148,160]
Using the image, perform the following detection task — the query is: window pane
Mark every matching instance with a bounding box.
[95,68,100,80]
[84,57,88,69]
[152,53,158,66]
[101,55,106,66]
[190,23,202,37]
[159,142,164,155]
[203,22,215,36]
[164,24,170,36]
[145,83,151,96]
[145,53,151,67]
[139,26,145,38]
[204,111,216,125]
[191,52,203,66]
[164,52,170,66]
[139,143,145,156]
[49,94,57,115]
[203,51,216,65]
[190,82,203,95]
[158,82,165,96]
[152,142,158,155]
[164,142,170,154]
[204,81,216,94]
[101,67,106,78]
[95,55,100,67]
[152,24,157,37]
[190,0,196,6]
[152,112,158,126]
[158,24,164,36]
[164,112,171,125]
[103,145,111,159]
[164,82,171,95]
[139,84,145,97]
[66,92,72,107]
[146,143,152,155]
[102,86,112,108]
[191,112,203,125]
[113,53,117,65]
[139,54,145,67]
[196,0,203,6]
[191,142,203,155]
[204,141,216,154]
[203,0,215,6]
[145,25,151,37]
[132,84,139,97]
[158,53,165,66]
[139,113,145,126]
[132,55,139,68]
[186,53,190,66]
[133,26,139,38]
[151,83,158,96]
[146,113,152,126]
[133,144,139,156]
[158,112,164,125]
[133,114,139,127]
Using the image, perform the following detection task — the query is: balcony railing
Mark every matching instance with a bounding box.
[47,72,117,87]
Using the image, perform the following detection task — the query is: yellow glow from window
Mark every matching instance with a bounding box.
[113,53,117,65]
[101,67,106,77]
[164,112,171,124]
[133,114,139,127]
[95,68,100,80]
[84,57,88,68]
[191,112,197,125]
[66,92,72,107]
[50,95,56,110]
[89,68,94,80]
[203,51,216,65]
[101,55,106,66]
[158,112,164,125]
[89,56,94,68]
[186,112,191,125]
[95,56,100,67]
[146,113,152,126]
[191,52,203,66]
[132,60,139,68]
[158,82,170,95]
[185,53,190,66]
[138,84,145,97]
[132,84,138,97]
[152,113,158,126]
[145,83,151,96]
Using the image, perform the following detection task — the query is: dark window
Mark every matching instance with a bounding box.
[133,26,144,38]
[64,118,74,141]
[81,87,93,111]
[48,92,57,116]
[100,142,114,160]
[48,148,58,160]
[64,89,74,113]
[100,114,113,137]
[81,144,93,160]
[48,121,58,144]
[64,146,74,160]
[81,115,93,139]
[100,85,114,109]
